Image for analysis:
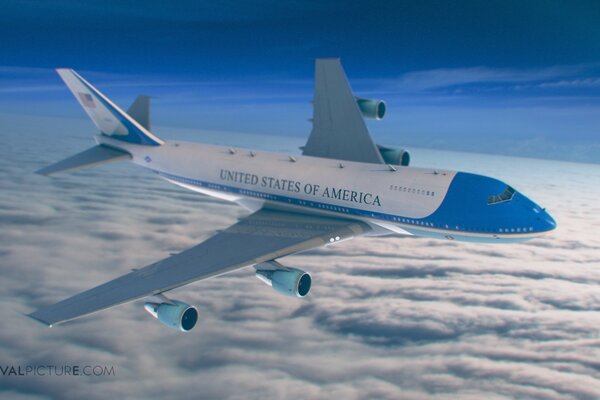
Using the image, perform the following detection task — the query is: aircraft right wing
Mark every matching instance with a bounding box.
[29,208,371,327]
[302,58,385,164]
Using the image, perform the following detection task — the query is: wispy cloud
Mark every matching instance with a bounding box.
[389,65,591,91]
[538,77,600,89]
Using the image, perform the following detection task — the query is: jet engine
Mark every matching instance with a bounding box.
[144,299,198,332]
[377,144,410,166]
[255,261,312,298]
[356,97,386,120]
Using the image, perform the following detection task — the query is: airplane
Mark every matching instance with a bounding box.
[28,59,556,332]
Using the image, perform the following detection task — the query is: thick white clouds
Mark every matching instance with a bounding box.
[1,114,599,399]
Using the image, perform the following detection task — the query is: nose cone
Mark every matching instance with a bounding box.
[520,193,556,234]
[539,209,557,232]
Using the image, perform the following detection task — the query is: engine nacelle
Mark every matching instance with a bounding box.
[377,144,410,166]
[356,97,386,120]
[144,300,198,332]
[255,261,312,298]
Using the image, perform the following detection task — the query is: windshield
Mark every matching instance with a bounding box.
[488,185,515,205]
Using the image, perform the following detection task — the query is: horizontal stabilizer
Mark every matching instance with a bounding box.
[36,145,131,176]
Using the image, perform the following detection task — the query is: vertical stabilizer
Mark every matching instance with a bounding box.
[56,69,163,146]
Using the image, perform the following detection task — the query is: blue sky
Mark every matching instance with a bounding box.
[3,0,600,74]
[2,0,600,162]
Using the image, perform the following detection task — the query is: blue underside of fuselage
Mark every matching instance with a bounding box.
[149,168,556,243]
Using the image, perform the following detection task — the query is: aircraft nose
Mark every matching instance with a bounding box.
[517,192,556,233]
[531,204,556,233]
[540,209,557,232]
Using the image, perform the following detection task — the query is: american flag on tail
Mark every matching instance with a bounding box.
[78,92,96,108]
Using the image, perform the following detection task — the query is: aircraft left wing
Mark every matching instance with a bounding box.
[29,209,371,326]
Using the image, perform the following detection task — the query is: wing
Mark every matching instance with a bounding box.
[302,58,384,164]
[29,209,371,326]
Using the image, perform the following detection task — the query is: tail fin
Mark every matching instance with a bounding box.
[56,69,164,146]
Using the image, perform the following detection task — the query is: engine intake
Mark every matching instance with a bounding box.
[377,144,410,166]
[356,97,386,120]
[255,261,312,298]
[144,299,198,332]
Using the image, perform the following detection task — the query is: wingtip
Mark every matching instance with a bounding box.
[26,312,54,328]
[55,68,79,81]
[35,168,50,176]
[315,57,341,64]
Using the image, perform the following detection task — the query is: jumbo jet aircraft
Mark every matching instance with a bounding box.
[29,59,556,332]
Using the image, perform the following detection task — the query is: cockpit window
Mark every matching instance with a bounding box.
[488,185,515,205]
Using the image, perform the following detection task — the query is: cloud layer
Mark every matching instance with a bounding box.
[1,114,599,399]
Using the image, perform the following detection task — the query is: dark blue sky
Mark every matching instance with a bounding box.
[3,0,600,77]
[2,0,600,163]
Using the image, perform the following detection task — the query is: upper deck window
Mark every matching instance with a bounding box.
[488,185,515,205]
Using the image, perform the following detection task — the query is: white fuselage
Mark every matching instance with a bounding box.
[98,135,550,243]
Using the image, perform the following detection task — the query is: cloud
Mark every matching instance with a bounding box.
[382,64,600,93]
[538,77,600,89]
[0,113,600,399]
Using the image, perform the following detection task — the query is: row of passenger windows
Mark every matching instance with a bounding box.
[499,227,533,233]
[239,189,277,201]
[390,216,435,227]
[388,217,534,234]
[389,185,435,197]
